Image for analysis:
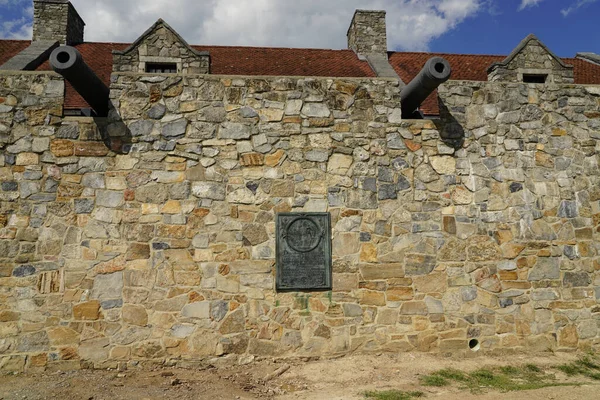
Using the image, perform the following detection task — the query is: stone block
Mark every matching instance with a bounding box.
[73,301,101,320]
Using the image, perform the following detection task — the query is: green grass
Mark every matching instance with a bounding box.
[556,355,600,380]
[420,361,588,393]
[364,390,424,400]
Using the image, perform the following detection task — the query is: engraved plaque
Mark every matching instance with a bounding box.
[276,213,332,291]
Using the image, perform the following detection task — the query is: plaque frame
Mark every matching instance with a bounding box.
[276,212,332,292]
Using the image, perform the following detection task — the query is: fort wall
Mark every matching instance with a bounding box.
[1,70,600,371]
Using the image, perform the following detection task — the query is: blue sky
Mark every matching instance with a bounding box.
[432,0,600,57]
[0,0,599,57]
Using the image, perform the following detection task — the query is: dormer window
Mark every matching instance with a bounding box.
[523,74,547,84]
[146,62,177,73]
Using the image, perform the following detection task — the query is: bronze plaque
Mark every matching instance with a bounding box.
[276,213,332,291]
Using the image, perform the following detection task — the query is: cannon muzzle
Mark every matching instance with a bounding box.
[400,57,451,118]
[50,46,110,117]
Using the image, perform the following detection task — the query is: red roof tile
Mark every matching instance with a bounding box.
[0,40,30,66]
[2,39,600,115]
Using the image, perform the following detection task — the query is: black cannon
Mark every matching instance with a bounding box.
[50,46,110,117]
[400,57,451,119]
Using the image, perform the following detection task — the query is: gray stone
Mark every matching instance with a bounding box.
[17,331,49,353]
[242,224,269,246]
[347,190,378,209]
[192,182,226,200]
[136,184,169,203]
[19,181,40,199]
[301,103,330,118]
[96,190,124,208]
[211,301,228,322]
[387,132,406,149]
[405,254,436,276]
[162,119,188,138]
[239,106,258,118]
[129,120,154,136]
[56,125,79,139]
[557,201,578,218]
[147,104,166,119]
[13,265,36,278]
[171,324,196,338]
[378,184,397,200]
[219,122,252,139]
[101,299,123,309]
[74,198,95,214]
[528,258,560,281]
[563,271,591,287]
[182,302,210,319]
[461,287,478,302]
[306,150,329,162]
[91,272,123,301]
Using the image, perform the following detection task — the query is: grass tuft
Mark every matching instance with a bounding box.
[556,354,600,380]
[364,390,424,400]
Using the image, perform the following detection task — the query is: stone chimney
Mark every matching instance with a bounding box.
[32,0,85,45]
[347,10,388,55]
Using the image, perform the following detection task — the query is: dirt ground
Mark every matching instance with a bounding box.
[0,352,598,400]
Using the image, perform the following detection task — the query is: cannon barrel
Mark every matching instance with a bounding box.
[400,57,451,118]
[50,46,109,117]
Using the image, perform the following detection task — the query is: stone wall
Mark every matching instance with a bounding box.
[32,0,85,45]
[113,22,210,75]
[347,10,388,55]
[1,69,600,372]
[488,36,574,84]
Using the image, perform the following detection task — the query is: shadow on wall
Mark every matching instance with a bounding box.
[435,100,465,151]
[94,105,133,155]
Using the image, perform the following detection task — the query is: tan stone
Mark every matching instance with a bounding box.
[73,301,101,321]
[122,304,148,326]
[16,153,39,166]
[74,142,109,157]
[430,156,456,175]
[270,180,294,197]
[47,327,79,346]
[360,263,404,280]
[451,187,472,205]
[327,153,353,175]
[413,273,447,294]
[558,325,578,348]
[359,243,378,263]
[161,200,182,214]
[386,287,414,301]
[50,139,74,157]
[240,153,264,166]
[400,301,428,315]
[359,290,386,306]
[265,150,285,167]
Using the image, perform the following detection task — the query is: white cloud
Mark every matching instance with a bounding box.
[57,0,484,52]
[0,0,32,39]
[518,0,545,11]
[561,0,598,16]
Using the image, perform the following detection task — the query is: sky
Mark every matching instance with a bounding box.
[0,0,599,57]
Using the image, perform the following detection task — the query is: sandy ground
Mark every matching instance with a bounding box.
[0,352,598,400]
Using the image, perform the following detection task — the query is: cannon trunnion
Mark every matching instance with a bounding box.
[50,46,110,117]
[400,57,451,119]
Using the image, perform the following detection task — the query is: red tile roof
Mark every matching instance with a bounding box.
[2,39,600,115]
[0,40,30,65]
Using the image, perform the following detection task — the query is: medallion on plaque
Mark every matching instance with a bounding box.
[276,213,332,291]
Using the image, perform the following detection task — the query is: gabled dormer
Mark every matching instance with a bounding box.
[112,19,210,74]
[487,34,573,84]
